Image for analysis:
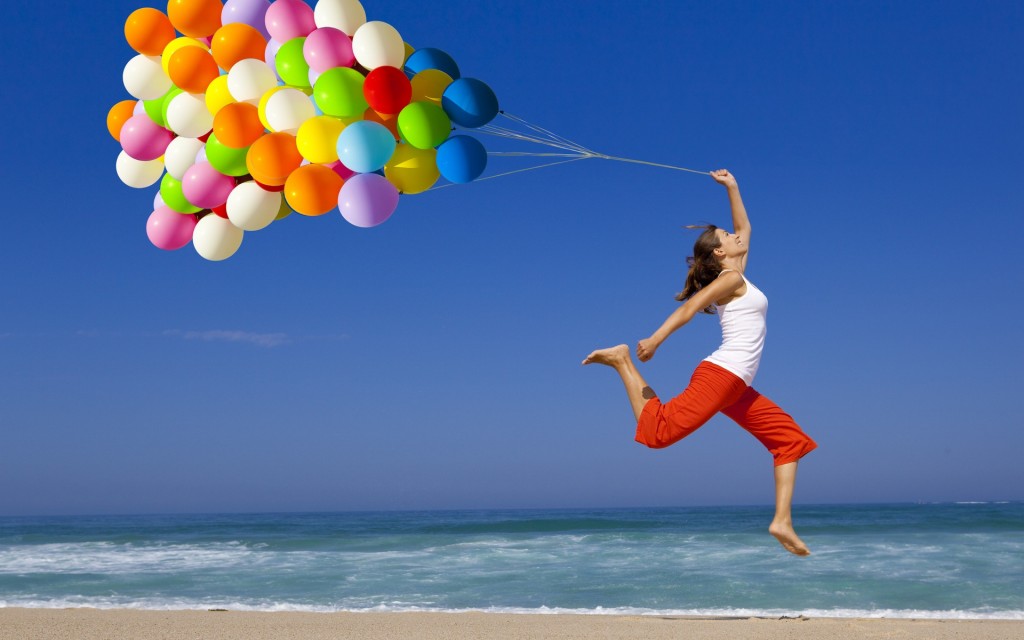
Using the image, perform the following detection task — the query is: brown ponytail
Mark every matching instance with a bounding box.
[675,225,723,314]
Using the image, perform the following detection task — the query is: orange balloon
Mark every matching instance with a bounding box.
[363,108,400,142]
[166,0,223,38]
[167,46,220,93]
[210,23,267,72]
[285,165,345,216]
[246,133,304,187]
[125,8,176,56]
[107,100,138,141]
[213,102,265,149]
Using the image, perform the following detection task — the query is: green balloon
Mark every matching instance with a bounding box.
[160,173,201,213]
[206,133,250,177]
[276,37,310,88]
[313,67,367,118]
[397,101,451,150]
[143,88,173,128]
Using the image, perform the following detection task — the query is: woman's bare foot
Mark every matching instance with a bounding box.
[769,520,810,556]
[582,344,630,366]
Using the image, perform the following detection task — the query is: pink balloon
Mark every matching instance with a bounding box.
[182,162,237,209]
[264,0,315,41]
[303,27,355,73]
[328,160,356,180]
[147,205,197,250]
[120,114,174,161]
[338,173,399,228]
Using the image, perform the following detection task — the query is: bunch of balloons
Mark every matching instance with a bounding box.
[109,0,498,260]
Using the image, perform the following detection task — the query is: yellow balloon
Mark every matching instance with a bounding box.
[384,144,439,195]
[161,37,209,76]
[410,69,453,107]
[257,85,288,130]
[296,116,347,164]
[205,75,235,116]
[403,42,415,64]
[276,197,293,221]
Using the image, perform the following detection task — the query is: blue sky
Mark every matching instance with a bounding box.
[1,0,1022,515]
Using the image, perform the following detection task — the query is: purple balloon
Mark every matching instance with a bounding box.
[265,0,315,42]
[222,0,272,40]
[265,38,283,76]
[120,114,174,161]
[338,173,400,228]
[182,162,236,209]
[147,205,197,251]
[303,27,355,73]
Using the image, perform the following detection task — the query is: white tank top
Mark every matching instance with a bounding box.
[703,273,767,385]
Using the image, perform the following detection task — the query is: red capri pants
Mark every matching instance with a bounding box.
[635,360,817,466]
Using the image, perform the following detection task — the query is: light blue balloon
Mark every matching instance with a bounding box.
[441,78,499,128]
[436,135,487,183]
[336,121,397,174]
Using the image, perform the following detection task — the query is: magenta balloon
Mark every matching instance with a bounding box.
[147,205,197,250]
[222,0,271,40]
[328,160,356,180]
[120,114,174,161]
[338,173,399,228]
[303,27,355,73]
[182,162,236,209]
[265,0,315,42]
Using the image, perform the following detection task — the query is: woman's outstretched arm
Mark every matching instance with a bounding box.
[711,170,751,256]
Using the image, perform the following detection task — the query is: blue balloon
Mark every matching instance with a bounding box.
[436,136,487,184]
[441,78,499,128]
[404,48,460,80]
[336,121,397,174]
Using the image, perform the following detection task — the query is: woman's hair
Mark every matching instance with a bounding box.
[675,224,722,313]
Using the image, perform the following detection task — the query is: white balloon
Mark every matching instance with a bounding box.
[314,0,367,36]
[193,214,244,261]
[122,55,172,100]
[228,58,279,105]
[164,137,206,180]
[351,21,404,71]
[116,151,165,188]
[227,181,282,231]
[265,88,316,134]
[166,92,214,138]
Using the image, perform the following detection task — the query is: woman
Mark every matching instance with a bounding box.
[583,169,817,556]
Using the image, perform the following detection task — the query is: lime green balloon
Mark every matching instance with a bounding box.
[143,88,173,128]
[397,101,451,150]
[275,37,310,88]
[313,67,368,118]
[205,133,250,177]
[160,173,201,213]
[160,87,184,128]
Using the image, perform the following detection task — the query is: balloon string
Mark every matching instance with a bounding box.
[425,157,591,191]
[497,112,592,154]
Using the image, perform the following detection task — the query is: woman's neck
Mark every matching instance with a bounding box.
[719,257,744,273]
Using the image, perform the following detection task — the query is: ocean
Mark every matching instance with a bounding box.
[1,503,1021,619]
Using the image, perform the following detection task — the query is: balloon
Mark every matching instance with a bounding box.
[303,27,354,73]
[275,37,311,87]
[226,180,281,230]
[363,66,411,115]
[383,144,439,194]
[147,205,197,250]
[284,164,344,216]
[116,151,165,188]
[441,78,499,128]
[296,115,346,163]
[123,54,172,100]
[125,8,176,56]
[164,136,206,180]
[167,46,219,93]
[119,114,174,161]
[264,87,315,134]
[312,67,367,117]
[160,37,208,76]
[211,22,267,71]
[222,0,271,40]
[409,69,452,107]
[205,75,235,115]
[436,135,487,183]
[328,159,356,180]
[143,89,171,128]
[362,107,399,141]
[167,0,223,38]
[193,214,244,261]
[160,173,203,213]
[265,38,283,76]
[404,47,460,80]
[338,172,399,227]
[396,101,451,150]
[211,203,229,218]
[351,21,404,71]
[166,91,214,138]
[182,161,236,209]
[107,100,138,141]
[256,85,287,129]
[314,0,366,36]
[205,133,251,176]
[275,197,294,220]
[265,0,315,41]
[335,120,396,173]
[213,101,264,148]
[227,58,278,104]
[246,132,303,186]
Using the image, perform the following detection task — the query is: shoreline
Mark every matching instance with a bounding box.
[2,608,1023,640]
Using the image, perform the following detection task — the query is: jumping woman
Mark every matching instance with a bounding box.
[583,169,817,556]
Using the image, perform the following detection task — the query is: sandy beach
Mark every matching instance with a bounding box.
[0,609,1021,640]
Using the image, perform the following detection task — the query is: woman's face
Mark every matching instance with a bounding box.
[713,228,746,258]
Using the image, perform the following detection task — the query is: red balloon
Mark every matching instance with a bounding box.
[211,203,229,218]
[363,66,412,115]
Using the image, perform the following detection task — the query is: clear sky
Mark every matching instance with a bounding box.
[1,0,1022,516]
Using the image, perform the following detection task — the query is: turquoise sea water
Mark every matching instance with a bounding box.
[1,503,1021,619]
